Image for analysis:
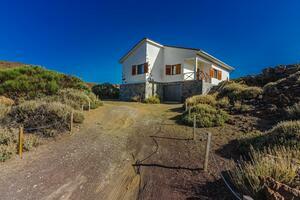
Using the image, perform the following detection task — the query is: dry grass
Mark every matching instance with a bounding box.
[0,96,14,106]
[230,146,300,199]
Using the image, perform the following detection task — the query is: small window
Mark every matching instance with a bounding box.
[137,64,144,74]
[213,69,218,79]
[166,64,181,75]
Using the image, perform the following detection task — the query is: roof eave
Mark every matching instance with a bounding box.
[197,51,235,71]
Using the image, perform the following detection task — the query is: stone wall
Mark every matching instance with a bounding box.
[120,80,214,102]
[119,83,146,101]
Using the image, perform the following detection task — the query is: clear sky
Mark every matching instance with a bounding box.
[0,0,300,83]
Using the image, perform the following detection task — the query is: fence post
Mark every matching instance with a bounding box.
[19,126,24,159]
[88,101,91,111]
[193,115,196,140]
[81,104,84,111]
[70,111,73,133]
[204,132,212,172]
[185,102,188,112]
[188,107,191,118]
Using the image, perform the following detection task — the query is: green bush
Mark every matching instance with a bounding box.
[0,66,89,99]
[144,95,160,104]
[8,100,84,136]
[92,83,119,99]
[230,147,300,199]
[240,86,262,100]
[0,128,17,162]
[181,104,229,127]
[238,120,300,153]
[285,102,300,120]
[185,95,216,107]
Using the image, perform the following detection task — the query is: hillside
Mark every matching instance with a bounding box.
[0,61,29,69]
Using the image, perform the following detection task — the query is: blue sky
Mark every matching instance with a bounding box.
[0,0,300,83]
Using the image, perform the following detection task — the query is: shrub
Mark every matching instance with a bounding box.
[144,95,160,104]
[181,104,229,127]
[218,82,262,103]
[0,66,89,99]
[238,120,300,153]
[0,143,16,162]
[41,89,102,110]
[216,97,230,108]
[92,83,119,99]
[0,104,11,120]
[240,86,262,100]
[233,101,253,113]
[285,102,300,120]
[131,95,142,102]
[229,147,300,199]
[23,134,40,151]
[8,100,84,136]
[185,95,216,107]
[0,96,14,106]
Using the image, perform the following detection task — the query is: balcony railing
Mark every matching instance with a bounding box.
[183,71,211,83]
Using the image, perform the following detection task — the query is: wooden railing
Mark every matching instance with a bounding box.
[183,71,211,83]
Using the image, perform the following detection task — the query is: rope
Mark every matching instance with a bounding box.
[211,154,242,200]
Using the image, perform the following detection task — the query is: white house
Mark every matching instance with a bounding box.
[119,38,234,102]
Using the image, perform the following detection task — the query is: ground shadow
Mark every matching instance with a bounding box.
[133,163,202,171]
[150,135,193,141]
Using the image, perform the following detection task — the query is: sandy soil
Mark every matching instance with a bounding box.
[0,101,241,200]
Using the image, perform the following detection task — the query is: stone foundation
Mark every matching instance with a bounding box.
[120,80,213,102]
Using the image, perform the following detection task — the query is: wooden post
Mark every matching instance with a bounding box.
[88,101,91,111]
[19,126,24,159]
[188,107,191,117]
[81,104,84,111]
[204,132,212,172]
[70,111,73,133]
[185,102,188,112]
[193,115,196,140]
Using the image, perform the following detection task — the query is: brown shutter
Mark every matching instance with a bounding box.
[144,62,149,73]
[176,64,181,74]
[132,65,136,75]
[166,65,171,75]
[210,68,214,78]
[217,70,222,80]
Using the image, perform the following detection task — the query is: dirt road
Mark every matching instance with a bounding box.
[0,101,234,200]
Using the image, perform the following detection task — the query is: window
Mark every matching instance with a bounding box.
[132,63,149,76]
[166,64,181,75]
[210,68,222,80]
[213,69,218,79]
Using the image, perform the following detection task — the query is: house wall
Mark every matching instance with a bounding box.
[122,42,147,84]
[210,64,230,85]
[146,42,164,82]
[162,46,197,83]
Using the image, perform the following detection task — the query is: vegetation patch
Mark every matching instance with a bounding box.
[92,83,119,99]
[8,100,84,136]
[144,95,160,104]
[0,66,88,100]
[185,94,216,107]
[229,147,300,199]
[238,120,300,153]
[181,104,229,127]
[285,102,300,120]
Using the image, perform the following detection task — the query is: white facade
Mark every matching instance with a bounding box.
[120,38,234,85]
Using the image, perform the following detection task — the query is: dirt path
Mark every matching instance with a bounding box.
[0,101,236,200]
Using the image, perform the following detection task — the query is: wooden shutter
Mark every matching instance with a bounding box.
[166,65,171,75]
[144,62,149,73]
[217,70,222,80]
[176,64,181,74]
[210,68,214,78]
[132,65,136,75]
